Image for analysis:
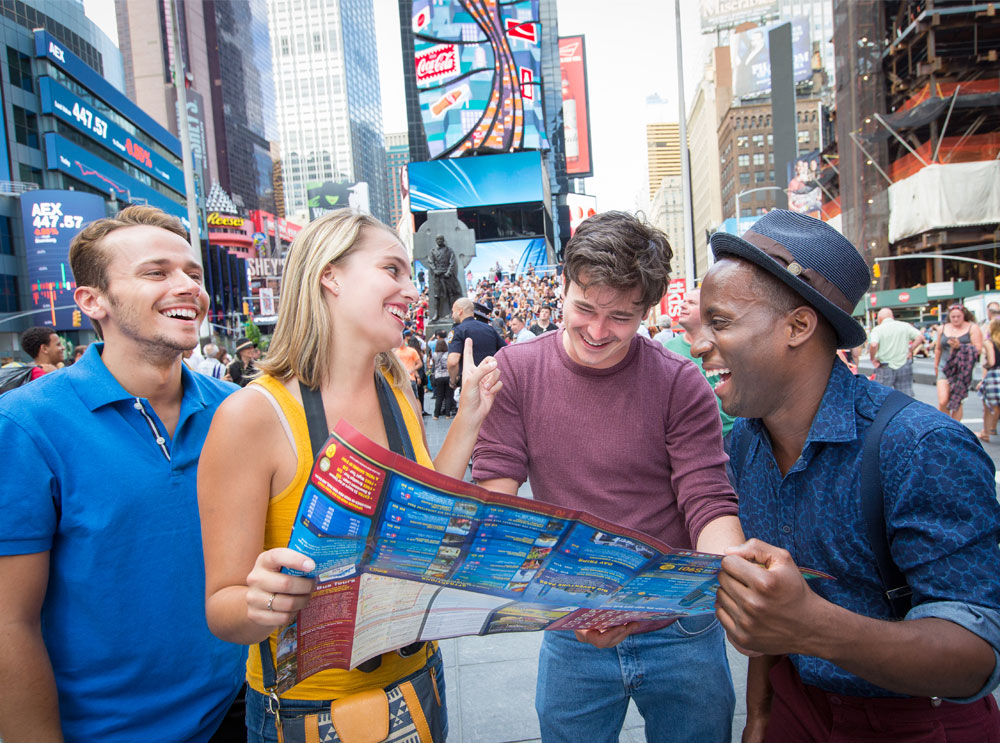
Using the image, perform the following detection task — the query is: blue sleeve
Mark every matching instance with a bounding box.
[884,420,1000,699]
[0,412,57,555]
[447,327,465,355]
[906,601,1000,702]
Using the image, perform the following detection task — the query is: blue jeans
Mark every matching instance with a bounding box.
[245,648,447,743]
[536,616,734,743]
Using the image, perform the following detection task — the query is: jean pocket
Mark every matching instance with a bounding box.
[672,613,720,638]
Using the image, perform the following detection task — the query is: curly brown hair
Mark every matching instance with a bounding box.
[562,211,673,311]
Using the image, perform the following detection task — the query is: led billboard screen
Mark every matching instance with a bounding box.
[465,238,549,280]
[39,77,184,193]
[730,17,810,99]
[408,152,545,212]
[565,192,597,237]
[558,36,593,178]
[411,0,548,159]
[20,190,106,330]
[787,149,822,217]
[701,0,778,32]
[306,181,371,221]
[43,133,187,224]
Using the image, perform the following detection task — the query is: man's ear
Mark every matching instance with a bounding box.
[786,306,821,348]
[74,286,108,323]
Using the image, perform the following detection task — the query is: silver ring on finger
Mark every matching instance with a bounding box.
[267,592,276,611]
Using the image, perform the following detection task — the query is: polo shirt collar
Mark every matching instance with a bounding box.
[70,342,209,414]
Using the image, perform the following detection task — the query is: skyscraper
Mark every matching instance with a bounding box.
[206,0,277,213]
[385,132,409,231]
[268,0,388,224]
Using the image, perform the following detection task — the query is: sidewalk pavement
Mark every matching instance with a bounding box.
[419,374,1000,743]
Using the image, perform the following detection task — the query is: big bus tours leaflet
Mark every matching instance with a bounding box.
[273,420,830,693]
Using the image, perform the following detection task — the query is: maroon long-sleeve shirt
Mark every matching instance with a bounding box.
[472,330,738,549]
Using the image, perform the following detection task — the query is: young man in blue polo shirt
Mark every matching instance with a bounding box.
[694,210,1000,741]
[0,206,246,742]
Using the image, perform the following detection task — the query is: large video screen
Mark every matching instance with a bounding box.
[408,152,545,212]
[411,0,549,159]
[20,190,107,330]
[730,17,811,99]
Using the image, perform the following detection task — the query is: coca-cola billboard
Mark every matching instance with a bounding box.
[411,0,548,159]
[558,36,593,178]
[415,44,459,85]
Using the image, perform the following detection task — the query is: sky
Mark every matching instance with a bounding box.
[87,0,710,213]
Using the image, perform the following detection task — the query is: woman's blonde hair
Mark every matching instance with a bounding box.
[256,209,408,390]
[990,318,1000,350]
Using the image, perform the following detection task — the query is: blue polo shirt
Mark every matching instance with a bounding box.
[0,344,245,742]
[732,361,1000,700]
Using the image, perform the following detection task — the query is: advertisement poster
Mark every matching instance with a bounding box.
[307,181,370,221]
[275,421,829,690]
[787,149,822,217]
[658,278,688,326]
[19,190,106,330]
[558,36,593,178]
[411,0,549,159]
[566,192,597,237]
[407,152,544,213]
[730,17,810,99]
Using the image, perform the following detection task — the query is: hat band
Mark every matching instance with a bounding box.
[743,230,855,314]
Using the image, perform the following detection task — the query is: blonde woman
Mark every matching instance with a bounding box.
[978,319,1000,442]
[198,210,501,741]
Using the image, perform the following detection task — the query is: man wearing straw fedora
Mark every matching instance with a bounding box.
[693,209,1000,741]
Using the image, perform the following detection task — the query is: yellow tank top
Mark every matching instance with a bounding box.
[246,373,434,699]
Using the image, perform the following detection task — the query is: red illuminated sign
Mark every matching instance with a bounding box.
[415,44,459,85]
[505,19,537,43]
[558,36,593,178]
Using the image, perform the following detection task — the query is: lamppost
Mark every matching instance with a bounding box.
[735,186,787,235]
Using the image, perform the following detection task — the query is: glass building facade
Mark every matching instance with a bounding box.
[268,0,388,224]
[205,0,277,213]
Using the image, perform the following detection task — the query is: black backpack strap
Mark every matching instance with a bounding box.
[861,390,915,619]
[300,384,329,459]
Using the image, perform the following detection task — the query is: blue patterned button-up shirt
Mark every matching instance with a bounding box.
[732,361,1000,699]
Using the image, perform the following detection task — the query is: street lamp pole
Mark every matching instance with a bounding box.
[735,186,787,234]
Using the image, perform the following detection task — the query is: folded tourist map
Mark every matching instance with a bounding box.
[275,420,828,691]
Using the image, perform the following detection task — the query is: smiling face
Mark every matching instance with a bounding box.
[327,226,418,354]
[560,276,644,369]
[42,333,65,365]
[84,225,207,361]
[693,260,791,419]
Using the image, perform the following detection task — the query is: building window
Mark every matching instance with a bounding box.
[769,153,774,164]
[755,171,766,183]
[737,136,748,148]
[752,134,764,147]
[0,217,11,255]
[280,36,290,55]
[12,105,39,149]
[7,47,33,92]
[753,153,764,165]
[313,32,322,53]
[0,274,19,312]
[740,172,750,185]
[769,170,775,180]
[767,134,773,146]
[738,154,750,166]
[798,131,811,144]
[18,164,42,187]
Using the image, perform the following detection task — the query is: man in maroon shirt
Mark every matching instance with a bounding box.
[473,211,743,743]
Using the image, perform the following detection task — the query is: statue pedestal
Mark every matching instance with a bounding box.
[414,210,476,324]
